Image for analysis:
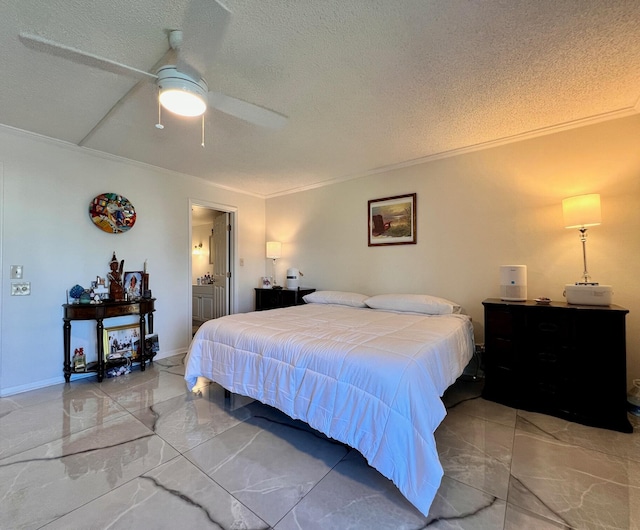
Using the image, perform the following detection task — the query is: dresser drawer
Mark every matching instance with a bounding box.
[485,308,516,337]
[526,309,571,345]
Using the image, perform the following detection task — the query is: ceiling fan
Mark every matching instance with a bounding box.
[18,0,287,145]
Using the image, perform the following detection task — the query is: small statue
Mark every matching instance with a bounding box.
[108,252,125,301]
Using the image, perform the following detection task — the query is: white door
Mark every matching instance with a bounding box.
[211,212,230,318]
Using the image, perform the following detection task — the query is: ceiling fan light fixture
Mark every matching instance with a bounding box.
[157,66,208,117]
[160,88,206,117]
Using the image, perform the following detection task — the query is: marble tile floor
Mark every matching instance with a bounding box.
[1,354,639,529]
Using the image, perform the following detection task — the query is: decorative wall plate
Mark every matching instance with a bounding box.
[89,193,136,233]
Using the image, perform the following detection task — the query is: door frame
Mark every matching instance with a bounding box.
[188,198,237,334]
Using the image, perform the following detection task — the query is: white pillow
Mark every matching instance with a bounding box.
[364,294,461,315]
[303,290,369,308]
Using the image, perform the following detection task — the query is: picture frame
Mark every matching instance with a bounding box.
[261,276,273,289]
[145,333,159,359]
[368,193,417,246]
[103,324,141,362]
[123,271,143,300]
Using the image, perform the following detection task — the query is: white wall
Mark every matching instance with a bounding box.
[266,114,640,386]
[0,126,265,396]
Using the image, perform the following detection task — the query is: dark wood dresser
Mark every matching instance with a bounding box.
[482,298,631,433]
[255,287,315,311]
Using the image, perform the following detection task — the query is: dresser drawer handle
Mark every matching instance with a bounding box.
[538,322,558,333]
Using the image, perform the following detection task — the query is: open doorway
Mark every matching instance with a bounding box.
[191,202,235,336]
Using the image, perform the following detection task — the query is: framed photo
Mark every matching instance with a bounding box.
[368,193,417,246]
[123,271,143,300]
[103,324,141,362]
[261,276,273,289]
[145,333,160,359]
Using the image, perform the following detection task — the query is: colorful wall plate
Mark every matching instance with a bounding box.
[89,193,136,234]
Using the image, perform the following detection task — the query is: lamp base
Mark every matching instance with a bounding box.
[564,284,612,306]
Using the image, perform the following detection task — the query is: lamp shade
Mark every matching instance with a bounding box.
[562,194,601,229]
[266,241,282,259]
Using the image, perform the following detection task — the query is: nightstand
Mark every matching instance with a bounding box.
[482,298,631,433]
[255,287,315,311]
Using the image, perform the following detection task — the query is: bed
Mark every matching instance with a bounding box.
[184,291,475,516]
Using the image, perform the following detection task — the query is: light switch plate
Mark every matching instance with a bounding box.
[11,282,30,295]
[10,265,23,279]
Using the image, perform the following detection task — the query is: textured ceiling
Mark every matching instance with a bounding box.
[1,0,639,197]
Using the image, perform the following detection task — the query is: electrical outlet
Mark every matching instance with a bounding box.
[10,265,23,279]
[239,258,245,266]
[11,282,30,296]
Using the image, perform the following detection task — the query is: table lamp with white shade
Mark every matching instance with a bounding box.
[562,193,612,306]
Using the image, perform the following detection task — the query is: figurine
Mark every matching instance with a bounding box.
[73,347,86,372]
[108,252,125,301]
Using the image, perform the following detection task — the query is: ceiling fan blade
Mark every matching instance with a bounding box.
[208,91,288,129]
[19,32,158,82]
[176,0,231,81]
[78,48,175,147]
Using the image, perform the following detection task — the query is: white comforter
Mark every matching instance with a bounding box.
[184,303,474,515]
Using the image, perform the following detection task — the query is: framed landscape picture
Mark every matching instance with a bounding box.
[368,193,417,246]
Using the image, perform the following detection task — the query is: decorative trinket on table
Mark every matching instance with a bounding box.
[142,259,150,296]
[107,252,125,301]
[92,276,109,300]
[89,193,136,234]
[72,347,86,372]
[107,363,131,378]
[69,284,85,303]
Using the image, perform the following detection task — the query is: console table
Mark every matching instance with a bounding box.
[63,298,155,382]
[482,298,631,433]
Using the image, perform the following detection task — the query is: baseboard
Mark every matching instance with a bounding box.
[0,348,188,397]
[0,372,92,397]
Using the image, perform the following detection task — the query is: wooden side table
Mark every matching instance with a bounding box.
[62,298,155,382]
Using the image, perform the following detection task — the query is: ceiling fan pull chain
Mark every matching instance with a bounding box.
[201,115,205,148]
[155,98,164,130]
